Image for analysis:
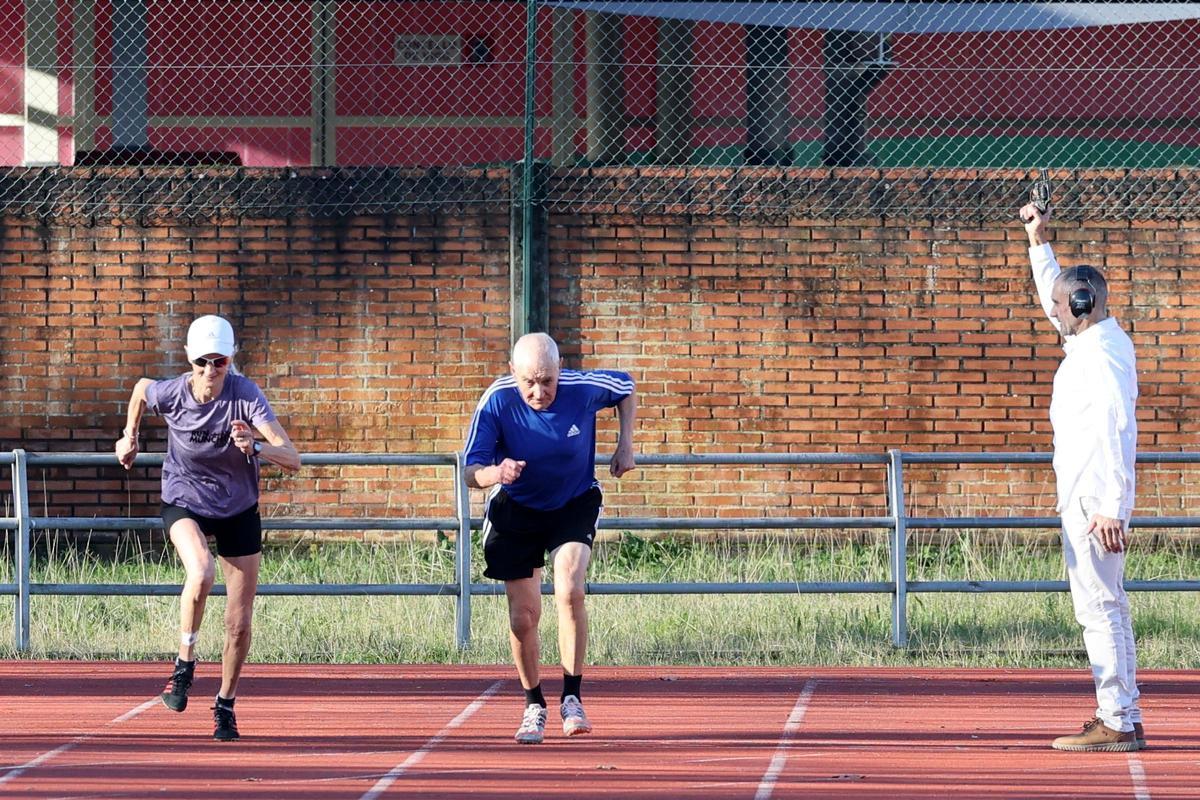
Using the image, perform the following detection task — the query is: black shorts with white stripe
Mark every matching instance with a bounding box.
[481,486,602,581]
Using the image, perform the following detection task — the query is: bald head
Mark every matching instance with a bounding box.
[511,333,560,371]
[510,333,561,410]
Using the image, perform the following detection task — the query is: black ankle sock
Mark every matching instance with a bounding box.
[524,684,546,708]
[562,673,582,701]
[215,695,235,709]
[176,658,195,671]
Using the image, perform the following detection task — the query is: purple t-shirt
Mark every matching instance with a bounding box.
[145,373,277,517]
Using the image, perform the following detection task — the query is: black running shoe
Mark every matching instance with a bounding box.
[160,659,194,712]
[212,702,239,741]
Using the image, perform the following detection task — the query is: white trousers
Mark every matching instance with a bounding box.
[1061,496,1141,732]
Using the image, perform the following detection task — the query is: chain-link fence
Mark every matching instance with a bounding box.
[2,1,1199,217]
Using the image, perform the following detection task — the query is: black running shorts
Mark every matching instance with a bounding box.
[481,487,602,581]
[160,503,263,558]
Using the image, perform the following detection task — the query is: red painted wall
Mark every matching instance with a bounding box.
[3,3,1196,167]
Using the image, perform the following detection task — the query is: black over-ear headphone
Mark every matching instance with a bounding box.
[1069,266,1098,318]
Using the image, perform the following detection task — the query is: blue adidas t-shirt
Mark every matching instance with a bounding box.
[463,368,634,511]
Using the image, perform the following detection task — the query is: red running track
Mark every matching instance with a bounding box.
[1,662,1195,799]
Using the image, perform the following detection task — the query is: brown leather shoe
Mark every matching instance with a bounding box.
[1052,717,1138,752]
[1133,722,1146,750]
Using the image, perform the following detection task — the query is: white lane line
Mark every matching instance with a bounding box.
[0,698,158,786]
[111,699,159,724]
[1128,755,1152,800]
[359,680,504,800]
[754,679,817,800]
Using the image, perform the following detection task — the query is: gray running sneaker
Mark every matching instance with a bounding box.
[515,703,547,745]
[560,694,592,737]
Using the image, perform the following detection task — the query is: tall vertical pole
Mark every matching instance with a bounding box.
[311,1,337,165]
[521,0,538,337]
[454,453,473,649]
[550,7,575,166]
[822,30,891,167]
[112,0,149,149]
[25,0,60,164]
[585,12,623,162]
[655,18,693,164]
[73,0,98,157]
[888,449,909,648]
[13,450,31,652]
[746,24,792,165]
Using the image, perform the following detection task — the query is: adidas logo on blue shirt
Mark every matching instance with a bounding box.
[567,424,581,437]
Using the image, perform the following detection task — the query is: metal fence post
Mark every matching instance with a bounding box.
[12,449,31,652]
[454,452,472,649]
[887,449,909,648]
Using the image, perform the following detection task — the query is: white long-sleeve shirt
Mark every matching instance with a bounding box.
[1029,243,1138,518]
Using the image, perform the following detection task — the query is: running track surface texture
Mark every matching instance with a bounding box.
[1,663,1196,799]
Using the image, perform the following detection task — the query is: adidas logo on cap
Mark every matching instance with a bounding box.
[185,315,236,361]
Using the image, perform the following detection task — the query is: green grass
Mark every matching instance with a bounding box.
[1,532,1197,668]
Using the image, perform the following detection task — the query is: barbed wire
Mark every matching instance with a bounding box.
[2,1,1197,218]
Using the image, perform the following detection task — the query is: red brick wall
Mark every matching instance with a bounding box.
[2,167,1198,536]
[548,193,1200,520]
[0,200,514,525]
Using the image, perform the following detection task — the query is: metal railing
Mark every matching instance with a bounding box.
[3,449,1199,654]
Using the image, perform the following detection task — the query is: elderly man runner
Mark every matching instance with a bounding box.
[463,333,636,744]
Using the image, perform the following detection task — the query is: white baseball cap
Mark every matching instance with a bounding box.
[185,315,236,361]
